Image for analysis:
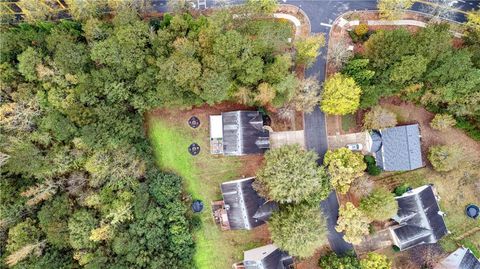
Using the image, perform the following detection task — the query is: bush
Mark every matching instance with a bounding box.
[428,145,462,172]
[430,114,456,131]
[394,183,410,196]
[355,23,369,37]
[318,251,360,269]
[364,155,381,176]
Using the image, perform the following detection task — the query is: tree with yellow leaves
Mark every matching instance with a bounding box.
[377,0,415,20]
[321,73,362,115]
[335,202,370,245]
[324,148,366,194]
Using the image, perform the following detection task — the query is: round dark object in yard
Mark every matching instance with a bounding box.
[262,114,272,126]
[188,143,201,156]
[188,116,200,128]
[192,200,204,213]
[466,204,479,219]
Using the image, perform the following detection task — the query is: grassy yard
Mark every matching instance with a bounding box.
[341,114,356,132]
[148,114,266,269]
[375,164,480,256]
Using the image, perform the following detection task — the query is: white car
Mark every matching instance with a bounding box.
[346,143,363,151]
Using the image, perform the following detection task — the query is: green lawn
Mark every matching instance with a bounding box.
[341,114,355,132]
[375,165,480,255]
[148,117,264,269]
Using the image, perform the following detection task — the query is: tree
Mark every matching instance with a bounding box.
[318,251,360,269]
[295,35,326,67]
[256,145,331,203]
[269,203,328,258]
[17,47,42,81]
[363,106,397,130]
[65,0,108,21]
[428,145,463,172]
[321,73,362,115]
[430,114,456,131]
[68,209,98,250]
[246,0,278,14]
[350,175,375,198]
[359,188,398,221]
[335,202,370,244]
[377,0,415,20]
[16,0,51,22]
[254,82,276,106]
[38,195,72,249]
[6,218,42,253]
[328,39,353,69]
[342,58,375,86]
[324,148,366,194]
[390,55,429,84]
[360,253,392,269]
[289,77,321,113]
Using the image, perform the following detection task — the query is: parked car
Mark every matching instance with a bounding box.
[346,143,363,151]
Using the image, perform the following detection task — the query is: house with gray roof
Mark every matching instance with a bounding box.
[389,185,448,251]
[209,111,270,156]
[212,177,278,230]
[435,246,480,269]
[368,124,423,171]
[233,244,294,269]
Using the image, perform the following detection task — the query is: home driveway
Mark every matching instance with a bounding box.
[327,132,370,154]
[270,130,305,149]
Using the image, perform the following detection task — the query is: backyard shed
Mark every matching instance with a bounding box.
[389,185,448,251]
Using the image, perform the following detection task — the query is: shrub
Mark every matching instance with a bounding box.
[364,155,381,176]
[430,114,456,131]
[355,23,369,37]
[394,183,409,196]
[318,251,360,269]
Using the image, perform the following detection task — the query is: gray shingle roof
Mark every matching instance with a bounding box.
[221,178,277,230]
[391,185,448,251]
[436,247,480,269]
[222,111,270,156]
[244,244,294,269]
[372,124,422,171]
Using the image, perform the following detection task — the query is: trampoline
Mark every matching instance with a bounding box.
[192,200,204,213]
[188,116,200,128]
[188,143,201,156]
[466,204,479,219]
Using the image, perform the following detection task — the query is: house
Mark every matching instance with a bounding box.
[435,247,480,269]
[368,124,422,171]
[209,111,270,155]
[233,244,295,269]
[389,185,448,251]
[211,177,278,230]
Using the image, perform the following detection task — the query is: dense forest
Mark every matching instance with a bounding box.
[0,5,302,267]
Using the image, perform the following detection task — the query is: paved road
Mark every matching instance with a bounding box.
[320,191,354,254]
[152,0,478,255]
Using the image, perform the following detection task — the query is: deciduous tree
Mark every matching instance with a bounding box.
[295,35,326,67]
[359,188,398,221]
[363,106,397,130]
[335,202,370,244]
[321,73,362,115]
[256,145,331,203]
[377,0,415,20]
[428,144,463,172]
[324,148,366,194]
[269,203,328,258]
